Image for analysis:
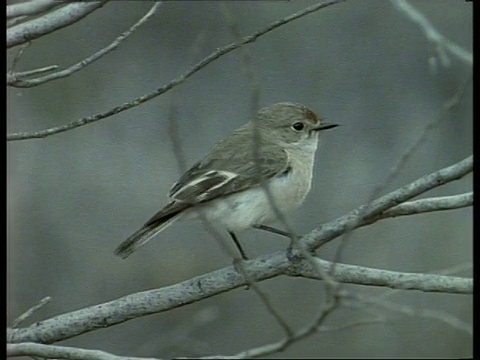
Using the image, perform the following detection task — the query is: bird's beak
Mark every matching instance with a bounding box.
[314,123,339,131]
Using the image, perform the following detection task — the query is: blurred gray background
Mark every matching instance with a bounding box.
[7,0,472,358]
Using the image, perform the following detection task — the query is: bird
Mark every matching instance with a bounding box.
[115,102,337,259]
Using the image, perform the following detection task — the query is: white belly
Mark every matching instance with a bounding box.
[184,165,313,231]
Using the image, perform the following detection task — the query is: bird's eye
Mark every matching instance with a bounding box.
[291,122,305,131]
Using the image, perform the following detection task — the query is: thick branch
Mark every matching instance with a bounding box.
[7,0,67,19]
[7,342,156,360]
[7,255,472,344]
[6,157,472,345]
[7,253,288,344]
[7,1,108,48]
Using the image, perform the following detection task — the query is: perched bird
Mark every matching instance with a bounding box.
[115,102,337,259]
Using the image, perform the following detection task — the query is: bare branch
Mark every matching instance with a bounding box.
[434,262,472,276]
[224,290,383,359]
[391,0,472,65]
[233,260,295,339]
[166,104,187,174]
[303,155,472,251]
[380,192,472,218]
[6,157,472,345]
[287,258,473,294]
[8,41,32,76]
[7,15,28,28]
[226,4,343,339]
[7,0,68,19]
[6,0,344,141]
[231,294,340,359]
[6,252,287,344]
[7,2,162,88]
[370,77,472,198]
[197,208,297,341]
[7,342,159,360]
[7,255,472,345]
[349,293,472,335]
[227,303,386,359]
[167,74,295,340]
[11,297,52,328]
[200,218,296,339]
[7,1,109,48]
[220,3,261,115]
[7,65,59,84]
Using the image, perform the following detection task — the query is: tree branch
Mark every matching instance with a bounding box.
[287,258,472,294]
[370,78,471,198]
[301,155,473,251]
[6,0,344,141]
[7,2,161,88]
[391,0,472,65]
[7,256,472,344]
[7,1,109,48]
[7,0,68,20]
[380,192,472,218]
[11,296,52,329]
[6,252,287,344]
[231,291,342,359]
[7,65,59,83]
[349,292,473,335]
[6,157,472,345]
[7,342,157,360]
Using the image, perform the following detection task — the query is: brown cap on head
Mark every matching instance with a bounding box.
[304,107,319,125]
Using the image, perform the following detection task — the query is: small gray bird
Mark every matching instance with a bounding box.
[115,102,337,259]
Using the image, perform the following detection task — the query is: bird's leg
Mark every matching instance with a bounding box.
[253,224,293,238]
[228,231,249,260]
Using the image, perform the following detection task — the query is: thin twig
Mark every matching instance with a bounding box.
[348,292,472,335]
[9,42,32,74]
[167,104,187,175]
[443,75,472,110]
[8,2,162,88]
[167,102,295,340]
[232,259,295,339]
[391,0,472,65]
[287,257,472,294]
[199,212,296,339]
[220,3,261,115]
[371,77,472,198]
[7,0,344,141]
[379,192,472,218]
[330,74,471,274]
[186,316,384,359]
[231,291,342,359]
[433,262,473,276]
[307,155,472,251]
[220,3,339,348]
[11,297,52,328]
[7,65,59,84]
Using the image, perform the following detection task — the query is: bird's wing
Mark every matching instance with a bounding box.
[169,142,290,204]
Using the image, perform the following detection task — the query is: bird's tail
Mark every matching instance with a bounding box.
[115,204,185,259]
